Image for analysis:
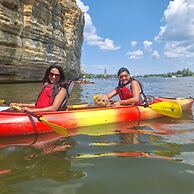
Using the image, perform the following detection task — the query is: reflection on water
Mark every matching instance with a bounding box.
[0,114,194,193]
[69,112,193,162]
[0,77,194,194]
[0,133,85,193]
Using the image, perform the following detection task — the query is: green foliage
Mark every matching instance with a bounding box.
[81,68,194,79]
[143,68,194,78]
[85,73,117,79]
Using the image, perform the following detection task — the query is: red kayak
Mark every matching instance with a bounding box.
[0,97,193,137]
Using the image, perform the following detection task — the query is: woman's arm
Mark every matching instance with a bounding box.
[106,88,118,99]
[22,88,67,112]
[10,103,35,108]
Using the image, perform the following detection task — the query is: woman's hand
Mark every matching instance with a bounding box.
[10,105,32,112]
[10,103,22,107]
[21,107,32,112]
[10,105,23,112]
[113,101,122,107]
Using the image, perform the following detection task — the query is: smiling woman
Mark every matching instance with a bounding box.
[9,64,70,113]
[105,67,147,106]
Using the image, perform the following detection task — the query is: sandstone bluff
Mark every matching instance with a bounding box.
[0,0,84,83]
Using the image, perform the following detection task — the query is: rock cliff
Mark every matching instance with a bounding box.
[0,0,84,83]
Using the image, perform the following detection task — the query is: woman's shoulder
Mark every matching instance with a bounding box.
[131,79,141,87]
[59,81,74,96]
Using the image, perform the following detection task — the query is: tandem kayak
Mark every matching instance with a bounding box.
[0,97,193,137]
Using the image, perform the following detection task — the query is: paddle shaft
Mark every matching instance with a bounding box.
[11,105,67,135]
[24,109,42,121]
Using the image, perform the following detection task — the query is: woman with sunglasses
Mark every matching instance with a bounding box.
[106,67,146,106]
[10,64,69,112]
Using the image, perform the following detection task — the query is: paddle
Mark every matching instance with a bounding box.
[147,101,183,118]
[12,105,68,136]
[0,98,93,111]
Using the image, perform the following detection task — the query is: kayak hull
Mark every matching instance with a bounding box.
[0,97,193,137]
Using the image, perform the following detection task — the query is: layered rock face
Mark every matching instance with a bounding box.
[0,0,84,83]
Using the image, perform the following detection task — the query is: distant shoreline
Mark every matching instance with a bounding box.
[85,68,194,79]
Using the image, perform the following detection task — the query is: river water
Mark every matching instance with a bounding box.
[0,77,194,194]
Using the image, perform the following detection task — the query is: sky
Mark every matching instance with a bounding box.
[76,0,194,75]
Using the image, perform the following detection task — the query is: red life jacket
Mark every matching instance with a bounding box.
[117,82,133,100]
[117,79,146,105]
[35,81,74,110]
[36,83,54,108]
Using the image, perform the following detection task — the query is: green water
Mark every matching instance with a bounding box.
[0,77,194,194]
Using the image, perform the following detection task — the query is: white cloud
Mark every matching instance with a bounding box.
[143,40,153,52]
[143,40,152,47]
[164,41,194,58]
[98,39,120,50]
[131,41,138,47]
[152,50,160,59]
[76,0,89,12]
[76,0,120,51]
[155,0,194,59]
[127,49,144,59]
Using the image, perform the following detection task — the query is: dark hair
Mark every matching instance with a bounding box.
[117,67,130,76]
[42,64,65,84]
[41,64,66,99]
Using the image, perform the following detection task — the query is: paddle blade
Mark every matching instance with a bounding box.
[0,99,5,104]
[39,116,68,136]
[149,101,183,118]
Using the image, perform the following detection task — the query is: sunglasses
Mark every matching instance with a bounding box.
[119,74,129,79]
[49,72,60,78]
